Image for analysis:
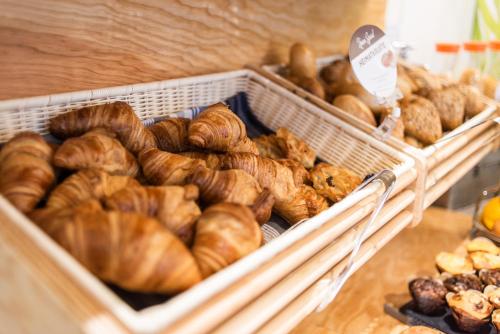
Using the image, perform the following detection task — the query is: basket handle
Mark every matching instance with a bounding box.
[433,116,500,147]
[315,169,396,311]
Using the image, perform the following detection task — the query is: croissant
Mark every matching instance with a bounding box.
[188,103,246,151]
[52,200,202,293]
[228,137,260,155]
[179,151,223,169]
[49,101,156,154]
[275,185,329,224]
[104,184,201,245]
[45,169,140,209]
[192,202,262,277]
[221,153,297,205]
[139,148,206,185]
[251,189,275,225]
[277,159,311,186]
[275,128,316,168]
[254,134,284,160]
[187,166,262,206]
[0,132,55,213]
[53,129,139,176]
[150,118,191,152]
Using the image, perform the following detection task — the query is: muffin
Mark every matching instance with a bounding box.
[409,277,447,315]
[484,285,500,308]
[446,290,493,332]
[479,269,500,286]
[443,274,483,293]
[492,309,500,330]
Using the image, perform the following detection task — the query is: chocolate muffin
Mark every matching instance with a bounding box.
[479,269,500,286]
[409,277,447,315]
[443,274,483,293]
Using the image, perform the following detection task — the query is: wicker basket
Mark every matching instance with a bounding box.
[256,56,500,219]
[0,69,415,333]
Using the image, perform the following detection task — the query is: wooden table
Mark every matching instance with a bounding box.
[291,207,473,334]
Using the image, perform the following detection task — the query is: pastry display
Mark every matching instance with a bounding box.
[280,43,489,146]
[446,290,493,332]
[0,100,362,298]
[0,132,55,213]
[408,277,447,315]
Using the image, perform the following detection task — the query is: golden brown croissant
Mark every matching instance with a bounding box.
[188,103,246,151]
[49,101,156,154]
[228,137,260,155]
[139,148,206,185]
[221,153,297,205]
[275,185,329,224]
[192,202,262,277]
[254,134,284,160]
[53,129,139,176]
[104,184,201,245]
[187,165,262,206]
[275,128,316,168]
[277,159,311,186]
[45,169,140,209]
[179,151,223,169]
[52,200,201,293]
[0,132,55,213]
[251,189,275,225]
[150,118,191,152]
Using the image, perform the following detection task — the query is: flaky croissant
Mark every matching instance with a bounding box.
[251,189,275,225]
[104,184,201,245]
[275,128,316,168]
[179,151,223,169]
[45,169,140,209]
[228,137,260,155]
[53,129,139,176]
[0,132,55,213]
[188,103,246,151]
[192,202,262,277]
[139,148,206,185]
[221,153,297,205]
[52,200,201,293]
[277,159,311,186]
[150,118,191,152]
[187,165,262,206]
[49,101,156,154]
[275,185,329,224]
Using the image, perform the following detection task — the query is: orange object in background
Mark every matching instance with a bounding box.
[464,41,488,52]
[436,43,460,53]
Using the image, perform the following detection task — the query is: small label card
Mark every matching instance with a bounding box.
[349,25,397,99]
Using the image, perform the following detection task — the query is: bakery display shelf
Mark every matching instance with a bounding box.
[254,57,499,222]
[0,69,415,334]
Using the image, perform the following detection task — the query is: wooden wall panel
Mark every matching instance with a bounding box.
[0,0,386,100]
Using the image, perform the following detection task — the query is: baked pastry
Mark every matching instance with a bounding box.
[401,96,443,144]
[446,290,493,332]
[408,277,447,315]
[192,203,262,277]
[275,128,316,168]
[456,84,485,118]
[150,117,191,152]
[469,251,500,270]
[405,66,442,97]
[139,148,206,185]
[228,137,259,155]
[43,169,140,210]
[277,159,311,186]
[443,274,483,292]
[435,252,474,274]
[333,94,376,126]
[428,87,465,130]
[49,101,156,154]
[188,103,248,152]
[484,285,500,308]
[310,163,362,202]
[0,132,55,213]
[53,129,139,176]
[188,166,262,206]
[53,200,201,294]
[250,189,275,225]
[254,135,284,160]
[493,309,500,330]
[179,151,223,169]
[479,269,500,286]
[104,184,201,245]
[275,184,329,224]
[466,237,499,255]
[399,326,444,334]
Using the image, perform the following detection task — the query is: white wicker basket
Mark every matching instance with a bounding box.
[259,56,499,216]
[0,69,415,333]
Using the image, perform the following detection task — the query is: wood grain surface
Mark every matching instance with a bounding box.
[0,0,386,100]
[291,207,473,334]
